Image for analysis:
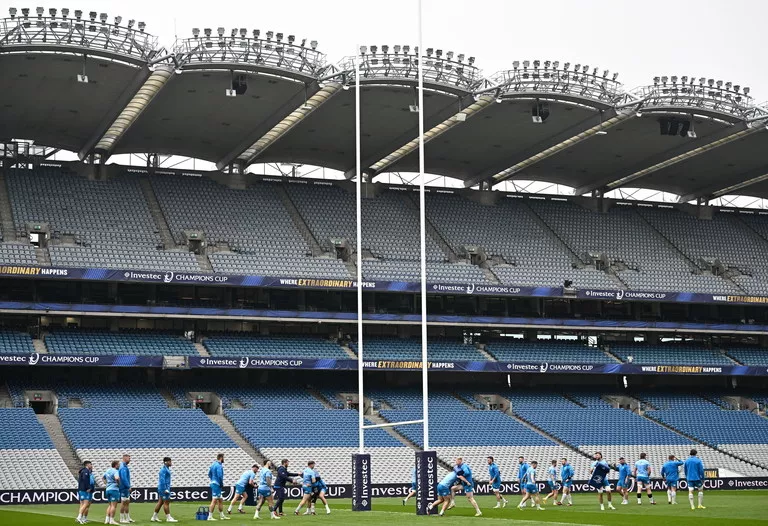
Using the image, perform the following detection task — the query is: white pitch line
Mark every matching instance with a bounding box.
[333,507,605,526]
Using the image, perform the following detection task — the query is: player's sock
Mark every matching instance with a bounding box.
[151,513,158,520]
[689,492,695,508]
[325,504,330,514]
[568,495,573,505]
[698,492,704,507]
[637,494,642,504]
[648,493,654,504]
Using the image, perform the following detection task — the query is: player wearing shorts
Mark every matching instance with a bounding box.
[634,452,655,505]
[207,453,229,520]
[542,460,559,504]
[517,460,544,510]
[228,464,259,514]
[453,458,481,516]
[684,449,706,510]
[103,460,121,525]
[254,461,280,520]
[487,456,507,508]
[429,471,459,516]
[591,452,616,511]
[118,454,134,524]
[557,458,574,506]
[294,461,316,515]
[403,467,417,505]
[616,457,632,504]
[151,457,177,523]
[661,455,684,504]
[76,460,95,524]
[309,467,330,515]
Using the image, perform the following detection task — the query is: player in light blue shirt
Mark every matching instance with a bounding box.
[294,460,317,515]
[118,454,133,523]
[487,456,507,508]
[542,460,559,505]
[452,458,482,516]
[429,471,458,516]
[633,453,656,505]
[207,453,228,520]
[254,461,279,520]
[590,452,616,511]
[616,457,632,505]
[684,449,706,510]
[558,458,574,506]
[517,461,544,510]
[228,464,259,515]
[403,467,417,506]
[151,457,176,523]
[309,467,330,515]
[517,457,534,508]
[103,460,121,525]
[661,454,684,505]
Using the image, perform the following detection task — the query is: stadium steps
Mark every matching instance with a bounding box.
[0,172,17,242]
[403,192,459,263]
[196,253,214,272]
[479,267,502,284]
[559,393,587,408]
[208,414,267,466]
[160,389,181,408]
[32,338,48,354]
[723,351,744,365]
[308,388,338,409]
[501,404,592,462]
[276,185,325,257]
[602,347,624,363]
[138,176,177,249]
[520,198,589,266]
[340,344,357,359]
[195,342,210,357]
[632,207,747,294]
[0,382,13,408]
[735,212,768,247]
[37,413,82,476]
[34,247,51,266]
[475,346,496,362]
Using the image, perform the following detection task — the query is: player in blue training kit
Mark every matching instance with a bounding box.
[151,457,177,523]
[558,458,574,506]
[684,449,706,510]
[309,467,331,515]
[452,458,482,516]
[487,456,507,508]
[517,456,535,508]
[76,460,95,524]
[294,461,317,515]
[429,471,459,516]
[254,461,280,520]
[616,457,632,504]
[403,467,417,506]
[517,460,544,510]
[634,452,656,505]
[542,460,559,505]
[228,464,259,514]
[591,452,616,511]
[103,460,122,525]
[207,453,229,520]
[661,454,685,505]
[118,454,134,523]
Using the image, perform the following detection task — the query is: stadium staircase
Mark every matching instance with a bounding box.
[138,177,177,249]
[160,389,181,408]
[633,208,747,293]
[277,185,325,257]
[32,338,48,354]
[196,253,213,272]
[0,383,13,408]
[403,192,460,263]
[207,414,268,466]
[34,247,51,266]
[308,389,337,409]
[37,413,82,476]
[340,343,357,359]
[195,342,210,357]
[0,172,17,242]
[475,346,496,362]
[601,346,624,363]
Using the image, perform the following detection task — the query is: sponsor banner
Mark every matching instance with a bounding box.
[415,451,438,515]
[4,264,768,306]
[3,478,767,505]
[351,454,372,512]
[2,354,768,376]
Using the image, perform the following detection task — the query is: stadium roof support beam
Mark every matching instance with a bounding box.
[217,78,345,170]
[367,94,496,174]
[83,64,175,159]
[678,163,768,203]
[574,123,761,196]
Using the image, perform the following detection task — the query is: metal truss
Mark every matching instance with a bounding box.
[492,61,622,104]
[0,9,158,63]
[636,77,759,120]
[175,30,325,77]
[340,46,483,93]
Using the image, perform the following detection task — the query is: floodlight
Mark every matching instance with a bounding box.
[533,60,540,68]
[610,72,617,80]
[574,63,580,71]
[114,16,121,25]
[707,79,714,87]
[446,51,454,60]
[523,60,530,68]
[21,7,30,19]
[127,19,135,28]
[394,45,401,53]
[733,85,740,93]
[457,53,464,62]
[592,67,598,76]
[544,60,551,69]
[716,80,723,88]
[300,38,306,46]
[698,77,705,86]
[653,76,660,85]
[203,28,211,37]
[266,31,273,40]
[276,32,283,41]
[36,7,44,17]
[603,70,608,77]
[671,76,677,84]
[563,62,569,70]
[49,8,56,17]
[370,45,377,54]
[99,13,107,23]
[681,76,688,84]
[435,49,443,58]
[725,81,732,91]
[252,29,259,38]
[89,11,96,21]
[403,45,410,53]
[661,76,668,84]
[426,47,433,56]
[359,45,367,54]
[62,8,69,18]
[137,21,145,32]
[553,61,559,69]
[9,7,16,18]
[744,86,750,95]
[192,28,200,38]
[582,65,589,73]
[381,45,389,53]
[230,28,236,38]
[512,60,520,69]
[310,40,317,49]
[216,27,224,37]
[74,10,81,19]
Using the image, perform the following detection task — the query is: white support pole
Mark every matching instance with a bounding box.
[417,0,429,451]
[361,419,425,430]
[355,49,365,455]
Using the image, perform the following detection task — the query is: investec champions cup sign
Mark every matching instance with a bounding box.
[415,451,437,515]
[351,454,371,511]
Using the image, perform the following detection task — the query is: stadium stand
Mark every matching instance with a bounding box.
[608,342,734,365]
[0,243,36,265]
[203,334,349,359]
[208,252,350,279]
[724,345,768,366]
[349,338,487,361]
[0,330,35,355]
[484,339,618,364]
[44,330,198,356]
[0,408,75,489]
[222,387,413,484]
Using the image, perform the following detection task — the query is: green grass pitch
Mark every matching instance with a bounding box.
[1,492,767,525]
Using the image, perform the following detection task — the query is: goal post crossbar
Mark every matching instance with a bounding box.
[360,419,424,430]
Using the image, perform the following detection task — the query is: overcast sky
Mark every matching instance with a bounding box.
[80,0,766,99]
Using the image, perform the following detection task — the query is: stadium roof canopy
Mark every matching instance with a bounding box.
[2,8,768,202]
